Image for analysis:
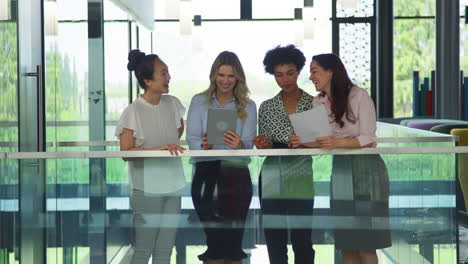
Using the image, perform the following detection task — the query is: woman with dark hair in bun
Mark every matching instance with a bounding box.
[253,44,315,264]
[116,49,186,264]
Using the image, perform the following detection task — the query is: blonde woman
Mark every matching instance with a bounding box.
[186,51,257,264]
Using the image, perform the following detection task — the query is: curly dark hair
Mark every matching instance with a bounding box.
[127,49,160,90]
[312,53,356,128]
[262,44,306,74]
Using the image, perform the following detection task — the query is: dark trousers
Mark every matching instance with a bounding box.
[260,177,315,264]
[191,161,219,221]
[191,161,253,261]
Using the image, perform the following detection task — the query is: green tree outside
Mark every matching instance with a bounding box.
[393,0,436,118]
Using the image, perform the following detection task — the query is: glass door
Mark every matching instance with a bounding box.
[17,0,46,263]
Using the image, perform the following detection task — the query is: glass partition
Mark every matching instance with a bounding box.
[0,3,19,263]
[0,154,18,264]
[152,20,332,110]
[393,0,436,118]
[376,122,457,149]
[3,141,460,264]
[4,0,465,263]
[43,0,92,262]
[461,0,468,75]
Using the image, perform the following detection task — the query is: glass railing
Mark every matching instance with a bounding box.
[0,122,464,264]
[0,122,458,150]
[2,147,465,263]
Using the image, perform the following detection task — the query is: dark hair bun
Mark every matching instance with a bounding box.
[127,49,146,71]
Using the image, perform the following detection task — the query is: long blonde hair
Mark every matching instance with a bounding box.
[203,51,250,120]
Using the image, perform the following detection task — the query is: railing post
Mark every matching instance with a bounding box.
[88,1,107,263]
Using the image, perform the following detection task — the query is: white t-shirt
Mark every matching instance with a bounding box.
[115,95,186,194]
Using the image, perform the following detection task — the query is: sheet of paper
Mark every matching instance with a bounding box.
[289,105,332,143]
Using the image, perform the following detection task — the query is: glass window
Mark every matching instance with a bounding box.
[138,26,153,54]
[0,21,18,149]
[336,0,374,18]
[392,0,436,118]
[57,0,87,21]
[252,0,296,19]
[462,25,468,74]
[393,18,436,118]
[0,20,18,187]
[104,22,129,140]
[460,0,468,17]
[460,0,468,16]
[155,0,241,20]
[45,22,89,144]
[104,0,129,20]
[44,2,91,263]
[394,0,435,17]
[0,15,18,263]
[461,0,468,73]
[253,1,332,21]
[154,0,179,19]
[339,23,371,92]
[194,0,240,19]
[152,20,332,110]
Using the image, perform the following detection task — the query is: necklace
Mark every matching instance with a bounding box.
[282,89,302,103]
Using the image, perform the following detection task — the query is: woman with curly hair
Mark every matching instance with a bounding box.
[253,44,315,264]
[291,53,391,264]
[186,51,257,264]
[116,49,186,264]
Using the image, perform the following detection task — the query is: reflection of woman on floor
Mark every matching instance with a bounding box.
[253,44,315,264]
[186,51,257,264]
[291,53,391,264]
[116,49,186,264]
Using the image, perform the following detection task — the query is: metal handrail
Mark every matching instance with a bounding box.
[0,136,456,149]
[0,142,53,148]
[56,141,120,147]
[54,136,457,147]
[376,136,457,143]
[3,146,468,159]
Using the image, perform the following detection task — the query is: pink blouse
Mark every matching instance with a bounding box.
[312,86,377,147]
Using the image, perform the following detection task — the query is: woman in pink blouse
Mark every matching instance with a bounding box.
[291,53,391,264]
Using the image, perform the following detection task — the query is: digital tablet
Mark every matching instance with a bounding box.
[207,108,237,145]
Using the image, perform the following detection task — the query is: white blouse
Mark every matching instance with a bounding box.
[115,95,186,194]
